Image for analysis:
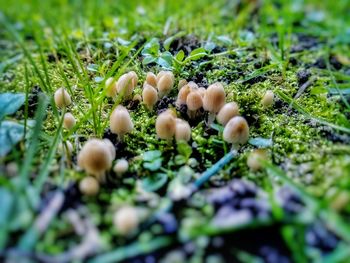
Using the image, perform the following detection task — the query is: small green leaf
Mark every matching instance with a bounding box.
[175,50,185,62]
[143,159,162,171]
[174,155,186,165]
[157,52,173,69]
[0,121,25,157]
[190,47,206,56]
[142,55,157,65]
[143,150,162,162]
[216,35,233,46]
[177,141,192,160]
[141,38,160,56]
[0,93,25,120]
[204,41,216,52]
[142,173,168,192]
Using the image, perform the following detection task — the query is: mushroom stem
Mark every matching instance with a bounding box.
[207,112,216,126]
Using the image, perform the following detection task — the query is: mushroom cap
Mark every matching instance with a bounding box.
[157,71,174,97]
[77,139,113,177]
[198,87,206,98]
[110,105,134,136]
[132,94,142,102]
[203,82,226,113]
[79,176,100,196]
[176,84,192,106]
[116,73,134,98]
[261,90,274,107]
[223,116,249,144]
[103,139,116,160]
[178,79,188,90]
[128,71,138,87]
[146,72,157,87]
[63,112,76,130]
[113,159,129,175]
[186,91,203,111]
[187,81,199,90]
[142,83,158,110]
[216,102,239,126]
[113,206,139,235]
[54,88,71,108]
[156,110,176,140]
[247,149,268,171]
[175,118,191,142]
[58,141,73,155]
[105,77,118,97]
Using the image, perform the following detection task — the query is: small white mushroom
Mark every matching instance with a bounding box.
[261,90,274,107]
[54,88,71,108]
[223,116,249,146]
[79,176,100,196]
[157,71,174,98]
[63,112,76,130]
[203,82,226,124]
[113,159,129,176]
[113,206,139,235]
[146,72,157,87]
[110,106,134,141]
[186,90,203,119]
[105,77,118,97]
[155,110,176,140]
[216,102,239,126]
[116,72,137,99]
[176,84,192,106]
[142,83,158,111]
[175,118,191,142]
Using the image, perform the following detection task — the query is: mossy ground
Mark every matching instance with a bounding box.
[1,0,350,262]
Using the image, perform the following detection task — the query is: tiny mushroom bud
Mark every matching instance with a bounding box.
[146,72,157,87]
[175,118,191,142]
[113,159,129,176]
[77,139,113,179]
[223,116,249,146]
[203,82,226,124]
[156,110,176,140]
[142,83,158,111]
[59,141,74,155]
[79,176,100,196]
[186,90,203,119]
[178,79,188,90]
[116,72,136,99]
[247,149,268,171]
[105,77,118,97]
[110,105,134,141]
[261,90,274,107]
[54,88,71,108]
[176,84,192,106]
[157,71,174,98]
[113,206,139,235]
[63,112,76,130]
[216,102,239,126]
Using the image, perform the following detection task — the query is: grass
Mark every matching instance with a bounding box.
[0,0,350,262]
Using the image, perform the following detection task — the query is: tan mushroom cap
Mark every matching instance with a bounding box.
[176,84,192,106]
[113,206,139,235]
[77,139,113,177]
[175,118,191,142]
[79,176,100,196]
[105,77,118,97]
[186,91,203,111]
[116,72,137,98]
[113,159,129,176]
[63,112,76,130]
[54,88,72,108]
[223,116,249,145]
[261,90,274,107]
[203,82,226,113]
[156,110,176,140]
[142,83,158,110]
[157,71,174,97]
[146,72,157,87]
[110,105,134,137]
[178,79,188,90]
[216,102,239,126]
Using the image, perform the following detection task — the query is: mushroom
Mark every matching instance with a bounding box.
[223,116,249,147]
[175,118,191,142]
[77,139,114,180]
[132,94,142,103]
[261,90,274,107]
[146,72,157,87]
[203,82,226,124]
[105,77,118,97]
[186,90,202,119]
[155,110,176,140]
[113,159,129,176]
[113,206,139,235]
[116,72,137,99]
[103,139,116,160]
[176,84,192,106]
[110,105,134,141]
[54,88,71,108]
[79,176,100,196]
[216,102,239,126]
[178,79,188,90]
[247,149,268,171]
[142,83,158,111]
[63,112,76,130]
[187,81,199,90]
[157,71,174,98]
[58,141,74,156]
